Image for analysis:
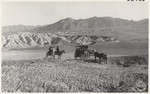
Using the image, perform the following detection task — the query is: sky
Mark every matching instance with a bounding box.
[2,1,149,26]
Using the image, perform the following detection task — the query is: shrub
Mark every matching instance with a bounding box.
[1,59,148,92]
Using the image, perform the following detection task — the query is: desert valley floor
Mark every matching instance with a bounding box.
[2,40,148,92]
[2,40,148,60]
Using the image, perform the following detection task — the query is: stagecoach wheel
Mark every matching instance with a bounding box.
[99,60,101,64]
[80,55,85,60]
[99,58,102,64]
[83,55,86,59]
[102,58,104,64]
[103,58,106,64]
[102,57,106,64]
[80,56,82,60]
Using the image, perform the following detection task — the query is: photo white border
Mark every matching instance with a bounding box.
[0,0,149,94]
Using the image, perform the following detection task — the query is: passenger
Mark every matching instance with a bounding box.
[56,46,60,54]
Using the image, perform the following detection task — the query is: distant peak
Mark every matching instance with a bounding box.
[64,17,74,21]
[91,16,98,18]
[65,17,73,19]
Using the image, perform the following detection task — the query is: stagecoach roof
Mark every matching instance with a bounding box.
[76,45,88,47]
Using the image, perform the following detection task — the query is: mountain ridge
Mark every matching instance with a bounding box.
[31,17,138,32]
[2,16,148,41]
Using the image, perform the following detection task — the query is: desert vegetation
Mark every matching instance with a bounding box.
[2,55,148,92]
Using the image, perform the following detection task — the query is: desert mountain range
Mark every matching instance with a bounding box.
[2,17,148,49]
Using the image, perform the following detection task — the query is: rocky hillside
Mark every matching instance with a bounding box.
[2,32,118,49]
[28,17,148,40]
[32,17,135,32]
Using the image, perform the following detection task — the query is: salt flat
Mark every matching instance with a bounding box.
[2,50,129,60]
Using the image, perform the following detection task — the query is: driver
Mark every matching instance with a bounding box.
[56,46,60,54]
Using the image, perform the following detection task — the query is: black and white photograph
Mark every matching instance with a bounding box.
[1,0,149,93]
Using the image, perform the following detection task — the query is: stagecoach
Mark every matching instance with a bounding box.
[74,45,88,59]
[74,45,107,64]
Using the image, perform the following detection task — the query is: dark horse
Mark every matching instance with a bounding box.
[46,50,66,59]
[46,50,55,59]
[54,50,66,59]
[94,52,107,64]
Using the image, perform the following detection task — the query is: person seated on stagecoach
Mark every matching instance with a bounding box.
[76,45,88,50]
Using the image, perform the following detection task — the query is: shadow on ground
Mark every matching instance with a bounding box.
[83,59,98,64]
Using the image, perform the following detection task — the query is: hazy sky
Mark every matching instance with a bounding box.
[2,1,149,26]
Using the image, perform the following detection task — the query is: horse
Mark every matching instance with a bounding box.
[94,52,107,64]
[54,50,66,59]
[46,50,55,59]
